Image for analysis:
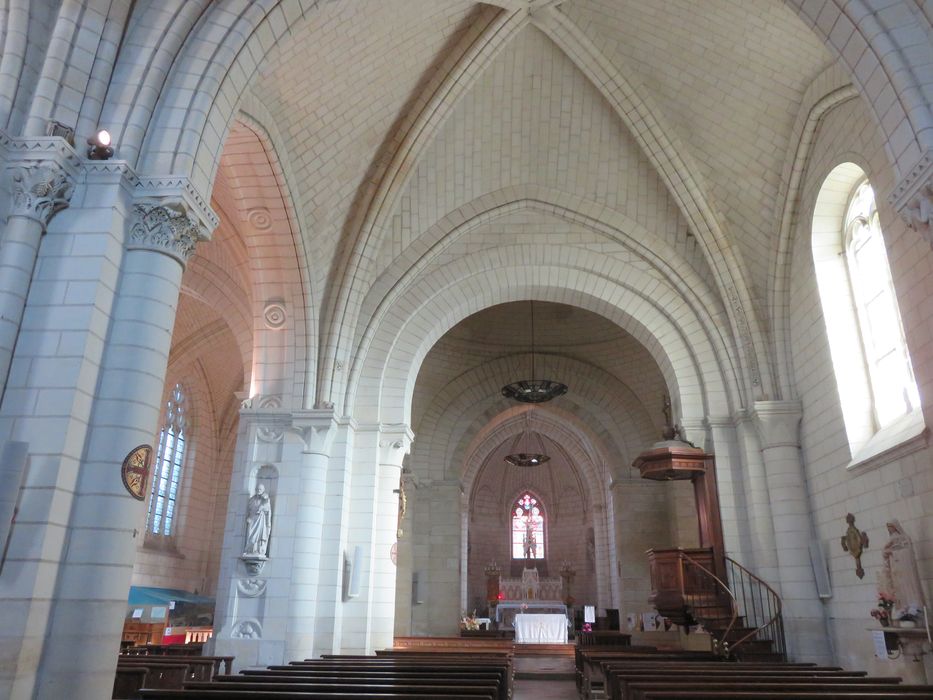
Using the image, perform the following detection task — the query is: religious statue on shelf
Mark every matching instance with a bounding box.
[878,520,927,621]
[244,483,272,557]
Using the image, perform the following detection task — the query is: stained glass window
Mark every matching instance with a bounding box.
[147,383,188,537]
[511,492,545,560]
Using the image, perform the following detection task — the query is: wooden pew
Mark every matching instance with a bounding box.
[140,692,491,699]
[281,659,511,700]
[121,652,234,675]
[622,681,933,700]
[113,666,148,699]
[114,663,188,692]
[631,692,933,700]
[180,680,497,698]
[577,649,722,698]
[602,663,854,700]
[119,656,216,682]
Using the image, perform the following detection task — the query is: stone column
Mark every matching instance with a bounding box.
[33,197,213,699]
[366,426,412,650]
[285,409,336,662]
[753,400,828,662]
[0,157,76,400]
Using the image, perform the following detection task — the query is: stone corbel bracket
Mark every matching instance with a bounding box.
[889,149,933,247]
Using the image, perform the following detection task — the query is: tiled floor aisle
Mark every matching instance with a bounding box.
[513,678,578,699]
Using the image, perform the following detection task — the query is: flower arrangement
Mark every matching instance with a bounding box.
[871,591,896,627]
[582,622,592,633]
[460,610,479,631]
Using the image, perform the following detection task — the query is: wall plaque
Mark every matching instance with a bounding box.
[121,444,153,500]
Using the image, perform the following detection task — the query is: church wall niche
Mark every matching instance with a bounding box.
[788,93,933,681]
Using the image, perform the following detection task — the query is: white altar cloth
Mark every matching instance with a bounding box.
[514,613,568,644]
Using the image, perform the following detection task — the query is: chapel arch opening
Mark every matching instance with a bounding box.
[394,300,700,638]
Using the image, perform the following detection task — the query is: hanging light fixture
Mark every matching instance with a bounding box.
[504,409,550,467]
[501,300,568,403]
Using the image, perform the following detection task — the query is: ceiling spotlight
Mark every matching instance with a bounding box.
[87,129,114,160]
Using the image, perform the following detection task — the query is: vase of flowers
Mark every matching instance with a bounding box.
[460,610,479,631]
[870,591,896,627]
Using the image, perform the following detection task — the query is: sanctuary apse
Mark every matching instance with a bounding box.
[0,1,932,698]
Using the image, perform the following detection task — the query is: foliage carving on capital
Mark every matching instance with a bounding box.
[8,160,74,227]
[129,200,205,265]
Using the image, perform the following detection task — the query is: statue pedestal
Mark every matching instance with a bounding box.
[240,553,268,576]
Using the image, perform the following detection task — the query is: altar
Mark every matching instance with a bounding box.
[494,600,568,629]
[514,613,569,644]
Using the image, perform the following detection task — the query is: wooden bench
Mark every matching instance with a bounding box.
[601,663,853,700]
[121,652,234,675]
[630,692,933,700]
[119,656,217,682]
[622,681,933,700]
[113,667,149,699]
[181,680,497,698]
[113,662,188,695]
[578,649,722,698]
[282,659,511,700]
[140,692,491,699]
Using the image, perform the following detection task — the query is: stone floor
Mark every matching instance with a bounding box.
[513,652,578,699]
[513,678,578,699]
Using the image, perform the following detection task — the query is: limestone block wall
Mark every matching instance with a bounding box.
[788,93,933,680]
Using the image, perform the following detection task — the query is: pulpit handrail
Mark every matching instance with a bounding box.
[678,551,738,657]
[723,556,786,660]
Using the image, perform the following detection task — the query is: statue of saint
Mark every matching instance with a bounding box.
[879,520,926,616]
[244,484,272,557]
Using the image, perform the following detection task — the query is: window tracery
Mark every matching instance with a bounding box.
[147,383,188,537]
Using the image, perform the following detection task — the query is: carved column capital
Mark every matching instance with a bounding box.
[291,408,338,455]
[378,424,414,467]
[890,149,933,247]
[752,400,802,450]
[7,159,75,229]
[128,200,208,266]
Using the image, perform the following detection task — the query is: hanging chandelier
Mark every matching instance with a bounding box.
[501,300,568,403]
[504,410,550,467]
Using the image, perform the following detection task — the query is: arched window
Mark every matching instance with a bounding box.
[511,492,545,560]
[843,181,920,426]
[147,383,188,537]
[812,165,922,463]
